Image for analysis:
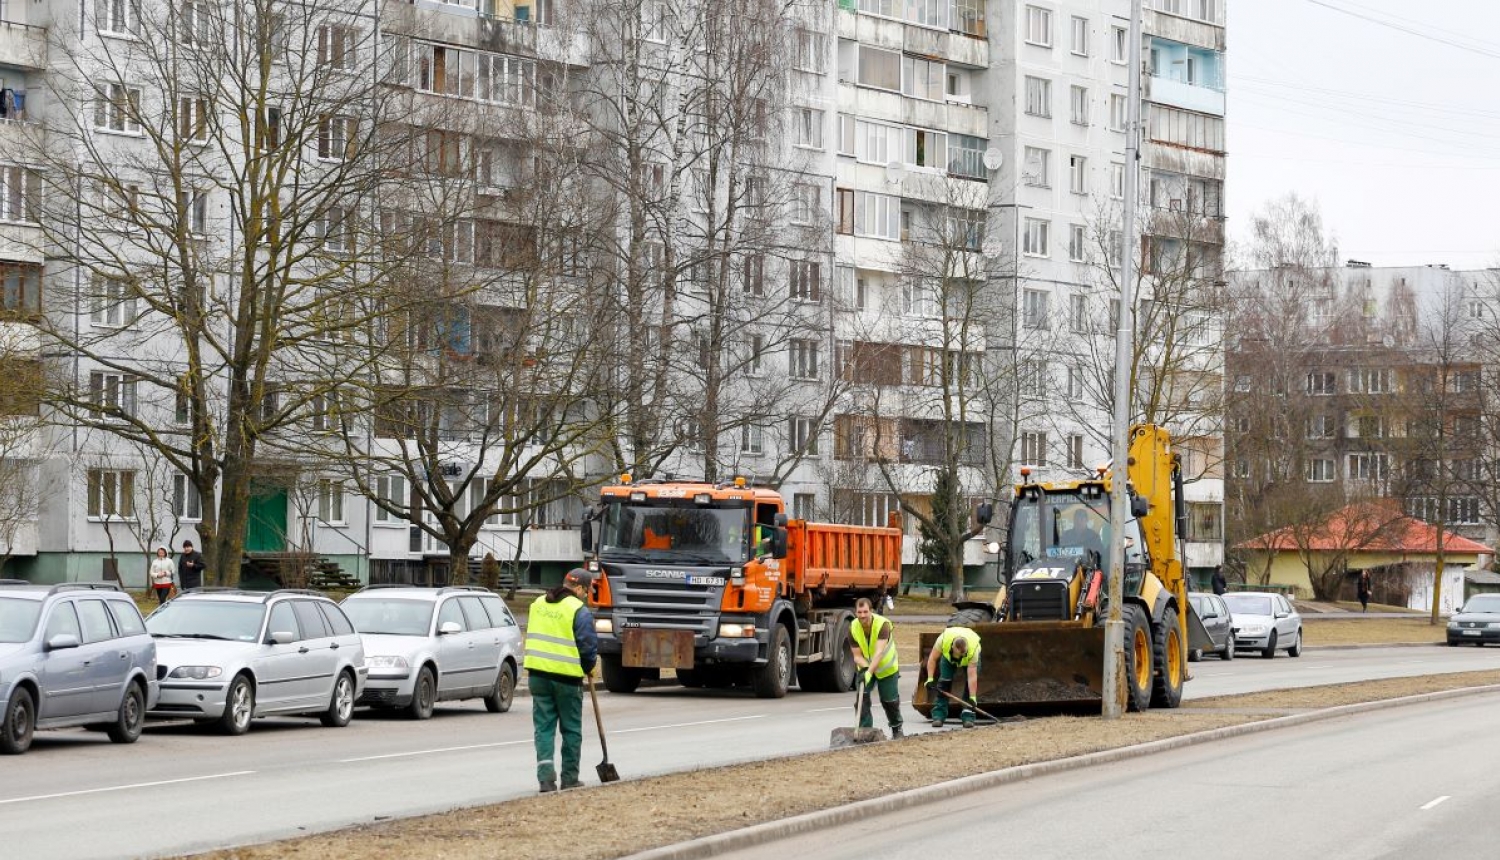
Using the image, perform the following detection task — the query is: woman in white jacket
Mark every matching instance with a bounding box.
[149,547,175,604]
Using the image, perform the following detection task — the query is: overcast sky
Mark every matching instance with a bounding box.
[1227,0,1500,270]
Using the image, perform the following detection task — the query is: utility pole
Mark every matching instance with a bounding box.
[1102,0,1143,720]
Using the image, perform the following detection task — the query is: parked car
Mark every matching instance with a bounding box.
[1223,591,1303,658]
[341,585,521,719]
[146,589,366,735]
[1447,594,1500,646]
[0,581,157,754]
[1187,592,1235,662]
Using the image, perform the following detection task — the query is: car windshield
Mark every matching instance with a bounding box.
[342,598,435,636]
[598,500,752,564]
[1224,595,1272,616]
[0,597,41,643]
[1462,595,1500,614]
[146,600,266,642]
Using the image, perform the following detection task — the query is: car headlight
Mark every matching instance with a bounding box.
[594,618,613,635]
[1239,625,1266,636]
[365,655,410,669]
[1448,621,1461,629]
[168,665,223,680]
[718,623,756,638]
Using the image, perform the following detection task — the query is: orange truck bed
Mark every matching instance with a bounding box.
[786,520,902,597]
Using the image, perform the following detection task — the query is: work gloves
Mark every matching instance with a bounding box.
[925,678,939,694]
[861,670,873,687]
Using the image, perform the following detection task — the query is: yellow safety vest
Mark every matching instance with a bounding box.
[937,626,981,667]
[849,614,899,679]
[524,594,585,678]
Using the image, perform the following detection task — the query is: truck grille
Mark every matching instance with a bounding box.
[605,568,725,637]
[1010,579,1071,621]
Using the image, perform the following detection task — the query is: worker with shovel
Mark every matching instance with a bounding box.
[524,568,599,793]
[925,626,982,728]
[848,597,904,739]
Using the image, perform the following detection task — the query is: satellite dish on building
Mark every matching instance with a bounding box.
[982,148,1004,171]
[884,160,906,185]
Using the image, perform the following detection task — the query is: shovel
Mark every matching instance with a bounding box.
[829,675,885,748]
[586,673,621,783]
[930,685,1005,724]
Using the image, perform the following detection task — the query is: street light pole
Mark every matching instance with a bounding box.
[1102,0,1143,721]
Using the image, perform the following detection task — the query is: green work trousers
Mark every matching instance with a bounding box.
[857,671,903,731]
[929,656,978,722]
[530,672,584,785]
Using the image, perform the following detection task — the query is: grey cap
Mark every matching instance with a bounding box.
[564,568,595,588]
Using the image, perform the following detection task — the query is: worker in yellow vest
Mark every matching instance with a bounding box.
[524,568,598,793]
[925,625,981,728]
[847,596,903,738]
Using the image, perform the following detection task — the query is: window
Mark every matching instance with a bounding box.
[952,0,985,36]
[854,120,898,164]
[857,45,901,91]
[902,55,945,101]
[837,114,856,155]
[314,206,352,253]
[1347,368,1392,394]
[1306,371,1336,395]
[1110,94,1127,131]
[374,475,406,523]
[1068,224,1086,262]
[1149,105,1226,151]
[173,473,202,520]
[1111,26,1127,63]
[1068,155,1087,194]
[793,107,824,149]
[99,0,140,34]
[171,95,211,144]
[747,333,766,375]
[94,84,142,134]
[742,254,765,296]
[1023,218,1050,257]
[1070,86,1089,125]
[1070,16,1089,55]
[740,424,765,455]
[1025,5,1052,46]
[948,209,983,251]
[794,30,827,73]
[1023,147,1050,187]
[317,479,345,524]
[1305,458,1335,483]
[87,469,135,519]
[0,166,37,225]
[1306,415,1335,439]
[1024,77,1052,117]
[0,263,41,317]
[179,189,208,235]
[318,115,356,160]
[1066,364,1084,398]
[1347,453,1389,482]
[478,53,537,106]
[317,24,358,72]
[790,260,821,302]
[836,265,866,311]
[1111,163,1125,198]
[854,191,901,240]
[948,134,985,178]
[789,338,821,380]
[261,106,282,150]
[793,493,816,520]
[89,371,137,418]
[907,128,947,169]
[1020,431,1048,466]
[791,183,821,226]
[76,600,115,644]
[906,0,947,29]
[1069,293,1088,333]
[1022,288,1049,329]
[1021,359,1048,397]
[789,417,819,455]
[1066,434,1085,469]
[1187,502,1222,540]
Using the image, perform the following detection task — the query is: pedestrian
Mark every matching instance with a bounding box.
[177,540,205,591]
[149,547,175,604]
[524,568,599,793]
[1211,564,1227,596]
[1357,570,1372,613]
[848,597,903,738]
[924,625,981,728]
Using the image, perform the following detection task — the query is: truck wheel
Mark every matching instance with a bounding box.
[947,607,994,627]
[752,625,793,698]
[1149,604,1185,709]
[1124,604,1153,713]
[600,655,641,694]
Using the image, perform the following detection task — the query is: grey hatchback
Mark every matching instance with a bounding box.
[0,581,158,754]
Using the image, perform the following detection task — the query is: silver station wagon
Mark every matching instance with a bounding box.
[147,589,366,734]
[0,581,158,754]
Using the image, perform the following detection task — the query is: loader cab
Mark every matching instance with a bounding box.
[1005,485,1148,589]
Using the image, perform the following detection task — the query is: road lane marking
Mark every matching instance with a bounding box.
[807,706,852,713]
[342,740,530,762]
[1420,796,1450,811]
[0,770,255,806]
[616,715,763,734]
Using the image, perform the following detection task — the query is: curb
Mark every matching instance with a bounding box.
[621,683,1500,860]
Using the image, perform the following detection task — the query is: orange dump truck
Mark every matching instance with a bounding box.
[579,478,903,698]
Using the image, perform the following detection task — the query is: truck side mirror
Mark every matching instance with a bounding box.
[579,506,600,553]
[768,527,788,559]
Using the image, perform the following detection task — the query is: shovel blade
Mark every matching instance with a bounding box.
[596,761,620,783]
[829,727,885,749]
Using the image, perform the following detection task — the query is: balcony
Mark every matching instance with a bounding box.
[0,18,46,70]
[1149,76,1225,116]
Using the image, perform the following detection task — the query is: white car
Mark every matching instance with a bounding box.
[1223,591,1303,658]
[341,586,521,719]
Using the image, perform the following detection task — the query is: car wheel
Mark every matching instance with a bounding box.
[1288,629,1303,657]
[0,686,35,754]
[1448,639,1460,647]
[407,667,436,720]
[1221,638,1235,661]
[218,674,254,736]
[106,681,146,744]
[1188,648,1201,663]
[1262,630,1278,659]
[484,662,515,713]
[320,672,356,727]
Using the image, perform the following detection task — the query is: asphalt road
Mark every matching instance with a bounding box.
[712,689,1500,860]
[4,644,1499,860]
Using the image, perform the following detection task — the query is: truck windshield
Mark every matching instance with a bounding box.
[1008,491,1145,571]
[598,501,752,564]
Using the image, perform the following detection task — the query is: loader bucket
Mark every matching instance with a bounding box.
[913,622,1107,717]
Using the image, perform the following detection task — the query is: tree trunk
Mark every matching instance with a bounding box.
[210,443,254,587]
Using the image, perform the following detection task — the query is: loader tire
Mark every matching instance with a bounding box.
[1124,604,1154,713]
[1149,604,1185,709]
[947,607,994,627]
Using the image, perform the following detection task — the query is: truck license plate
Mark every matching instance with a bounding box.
[622,629,695,669]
